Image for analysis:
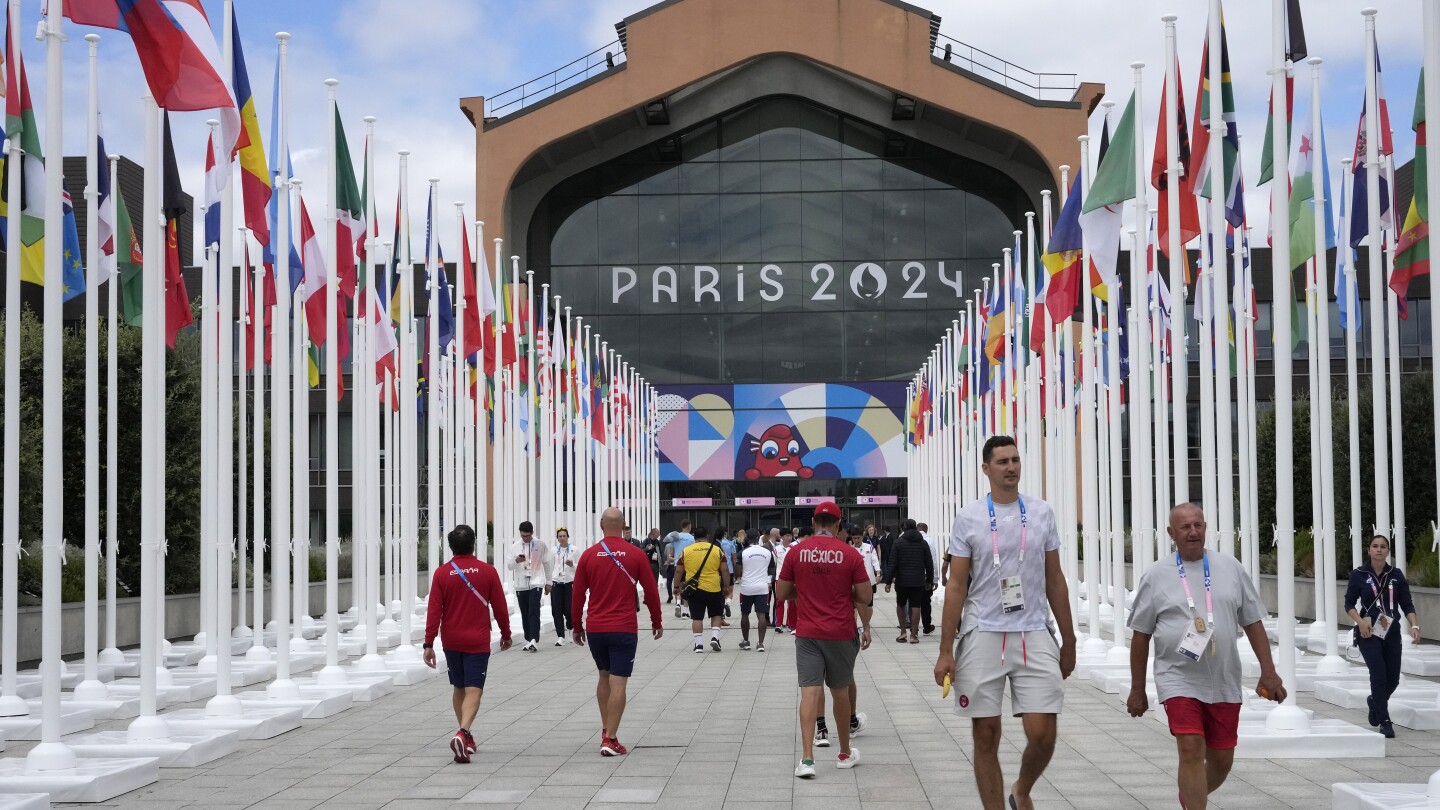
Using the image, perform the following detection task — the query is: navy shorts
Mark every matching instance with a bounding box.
[444,650,491,689]
[587,632,639,678]
[740,593,770,616]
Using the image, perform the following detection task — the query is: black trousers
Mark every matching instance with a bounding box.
[516,587,542,642]
[1357,627,1403,722]
[549,582,573,637]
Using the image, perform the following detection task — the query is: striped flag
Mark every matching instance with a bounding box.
[229,3,270,248]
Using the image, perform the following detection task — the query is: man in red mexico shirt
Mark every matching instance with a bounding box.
[775,501,873,779]
[422,524,512,764]
[573,507,664,757]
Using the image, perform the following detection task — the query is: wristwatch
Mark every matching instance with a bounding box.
[422,643,433,650]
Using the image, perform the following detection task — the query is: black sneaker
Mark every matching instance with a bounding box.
[711,638,722,652]
[923,625,935,635]
[1368,696,1379,727]
[738,640,751,650]
[1381,721,1396,738]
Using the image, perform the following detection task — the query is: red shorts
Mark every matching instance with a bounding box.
[1163,698,1241,749]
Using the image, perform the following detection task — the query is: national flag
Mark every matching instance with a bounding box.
[1394,70,1429,317]
[116,184,144,326]
[387,192,404,324]
[333,105,362,299]
[460,215,483,363]
[0,6,46,294]
[1335,182,1361,333]
[1288,112,1317,270]
[1042,181,1084,323]
[95,129,115,261]
[66,0,242,158]
[1195,10,1245,227]
[1029,234,1048,352]
[59,181,85,302]
[985,272,1009,364]
[162,113,192,348]
[297,195,330,346]
[202,131,222,247]
[424,192,455,351]
[1081,91,1136,300]
[229,3,269,248]
[1350,48,1396,247]
[590,350,608,444]
[264,52,301,292]
[1153,58,1200,258]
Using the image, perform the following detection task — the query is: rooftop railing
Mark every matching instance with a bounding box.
[931,33,1078,102]
[484,41,627,120]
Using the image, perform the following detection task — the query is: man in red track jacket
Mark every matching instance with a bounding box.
[423,524,512,764]
[573,507,664,757]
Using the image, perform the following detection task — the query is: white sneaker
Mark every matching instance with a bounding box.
[849,712,867,737]
[836,746,860,769]
[794,759,816,779]
[554,638,564,647]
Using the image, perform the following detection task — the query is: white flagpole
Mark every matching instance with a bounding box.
[1164,18,1188,505]
[1207,0,1235,556]
[1130,56,1154,579]
[267,32,299,699]
[1362,8,1391,539]
[247,242,269,660]
[291,178,313,650]
[1270,0,1300,717]
[199,144,219,672]
[235,229,249,644]
[527,270,539,524]
[1196,205,1218,544]
[0,0,23,721]
[127,95,168,741]
[356,113,383,666]
[426,178,442,584]
[29,0,74,767]
[1310,57,1345,673]
[76,31,106,702]
[454,203,469,531]
[1426,0,1440,569]
[101,152,123,665]
[474,221,490,562]
[318,79,345,684]
[394,150,420,659]
[1078,131,1104,654]
[1384,152,1407,574]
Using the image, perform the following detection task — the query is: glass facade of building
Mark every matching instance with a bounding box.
[530,96,1034,385]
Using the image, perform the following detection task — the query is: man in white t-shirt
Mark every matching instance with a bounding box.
[772,530,794,632]
[934,435,1075,810]
[918,522,939,634]
[736,536,776,652]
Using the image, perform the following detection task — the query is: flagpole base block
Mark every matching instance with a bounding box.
[0,756,157,803]
[65,728,240,768]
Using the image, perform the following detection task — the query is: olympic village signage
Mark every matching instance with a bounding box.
[607,260,990,307]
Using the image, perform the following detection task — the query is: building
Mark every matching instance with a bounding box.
[461,0,1104,532]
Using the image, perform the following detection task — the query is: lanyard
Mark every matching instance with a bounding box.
[449,560,491,611]
[598,540,637,585]
[1368,573,1395,615]
[986,494,1027,569]
[1176,552,1213,628]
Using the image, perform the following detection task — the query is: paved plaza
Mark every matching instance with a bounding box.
[13,591,1440,809]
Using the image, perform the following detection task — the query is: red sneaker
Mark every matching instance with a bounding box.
[600,737,627,757]
[461,728,476,755]
[450,731,471,764]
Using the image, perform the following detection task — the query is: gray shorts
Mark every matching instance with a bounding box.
[951,627,1064,718]
[795,635,860,689]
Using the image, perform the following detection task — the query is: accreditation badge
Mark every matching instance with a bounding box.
[1000,576,1025,614]
[1374,614,1392,640]
[1177,618,1213,662]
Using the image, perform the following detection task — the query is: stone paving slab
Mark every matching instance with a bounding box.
[8,589,1439,808]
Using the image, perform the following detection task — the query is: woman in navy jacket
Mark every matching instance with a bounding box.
[1344,534,1421,738]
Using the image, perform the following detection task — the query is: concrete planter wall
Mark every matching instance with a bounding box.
[15,573,428,665]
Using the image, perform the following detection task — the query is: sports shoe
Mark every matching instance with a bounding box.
[794,758,816,778]
[554,638,565,647]
[850,712,867,736]
[738,640,751,651]
[814,727,830,748]
[600,737,628,756]
[674,605,682,618]
[1381,721,1396,739]
[694,644,704,654]
[711,638,722,652]
[450,730,471,764]
[756,643,766,653]
[724,604,732,618]
[682,611,691,619]
[461,728,476,755]
[836,746,860,769]
[526,641,538,652]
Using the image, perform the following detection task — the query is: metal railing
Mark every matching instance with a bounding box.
[485,41,627,119]
[931,33,1078,102]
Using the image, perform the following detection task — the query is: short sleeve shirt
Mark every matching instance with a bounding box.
[681,541,724,593]
[777,535,868,641]
[949,494,1061,633]
[1127,551,1266,704]
[738,545,774,596]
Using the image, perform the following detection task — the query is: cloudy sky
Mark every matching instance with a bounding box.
[20,0,1430,261]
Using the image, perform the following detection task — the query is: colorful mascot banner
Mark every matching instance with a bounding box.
[654,383,906,481]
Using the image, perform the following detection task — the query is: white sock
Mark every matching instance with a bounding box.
[711,627,721,640]
[694,633,703,646]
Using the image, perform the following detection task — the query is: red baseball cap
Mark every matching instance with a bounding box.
[814,501,842,519]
